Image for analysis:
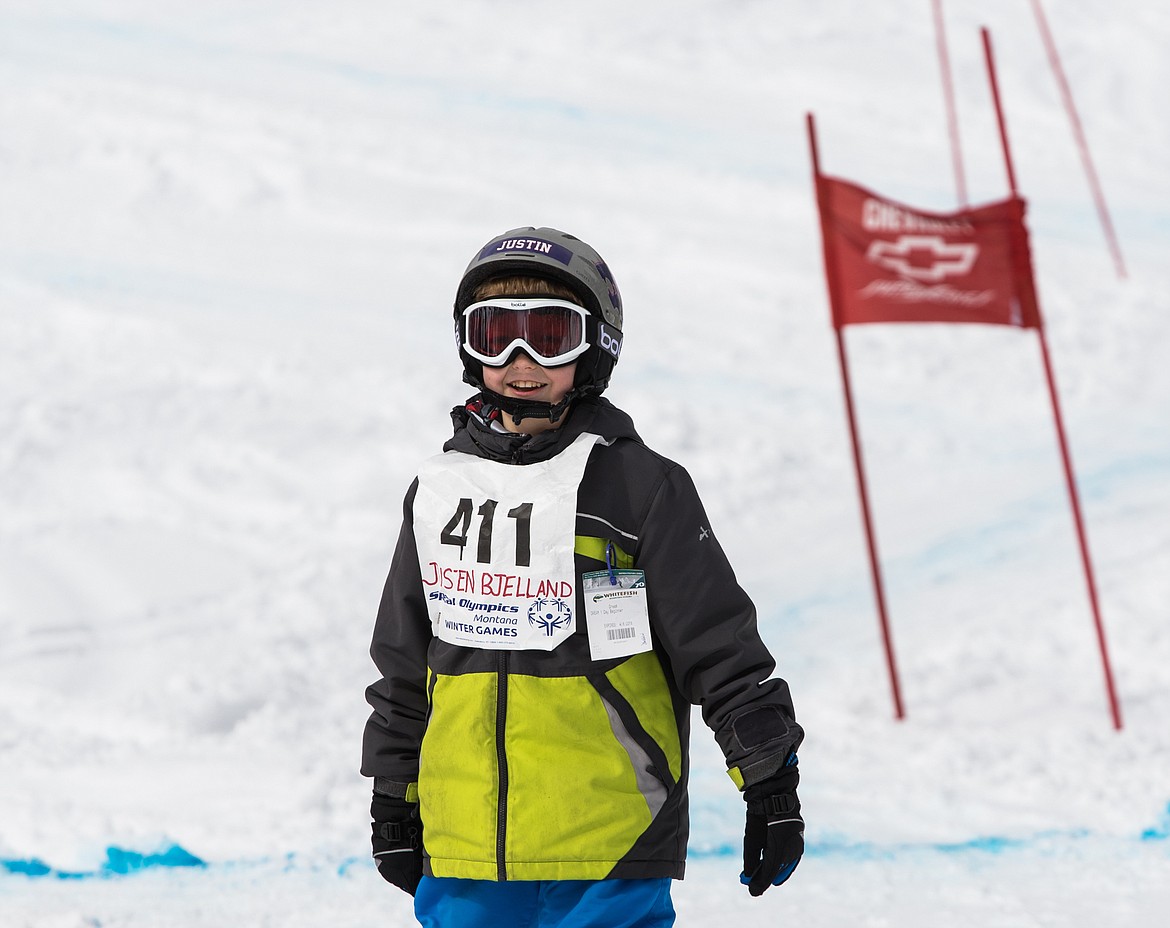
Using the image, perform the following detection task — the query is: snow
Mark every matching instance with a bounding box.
[2,1,1168,924]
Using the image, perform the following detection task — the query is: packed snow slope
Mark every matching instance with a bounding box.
[1,1,1168,925]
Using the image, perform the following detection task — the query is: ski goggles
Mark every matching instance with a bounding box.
[461,298,590,367]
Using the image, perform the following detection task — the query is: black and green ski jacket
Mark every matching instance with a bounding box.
[361,395,803,881]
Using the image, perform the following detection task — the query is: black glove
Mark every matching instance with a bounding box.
[371,793,424,896]
[741,759,804,896]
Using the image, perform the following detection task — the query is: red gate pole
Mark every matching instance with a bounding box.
[807,112,906,720]
[981,28,1123,730]
[1034,328,1123,730]
[931,0,968,206]
[1029,0,1127,278]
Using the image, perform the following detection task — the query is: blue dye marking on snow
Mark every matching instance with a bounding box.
[689,842,739,859]
[2,844,204,880]
[931,835,1029,855]
[103,844,204,875]
[2,857,52,877]
[1140,802,1170,842]
[7,817,1162,880]
[694,829,1095,863]
[336,855,366,877]
[814,834,990,860]
[814,829,1098,860]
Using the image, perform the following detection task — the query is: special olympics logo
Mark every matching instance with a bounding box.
[527,598,572,636]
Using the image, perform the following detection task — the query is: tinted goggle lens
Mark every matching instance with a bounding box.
[463,299,588,366]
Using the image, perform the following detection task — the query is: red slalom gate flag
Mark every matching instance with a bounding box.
[817,174,1043,330]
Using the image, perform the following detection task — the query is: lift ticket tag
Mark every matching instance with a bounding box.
[582,569,653,661]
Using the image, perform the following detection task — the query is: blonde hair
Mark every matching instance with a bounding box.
[472,275,580,304]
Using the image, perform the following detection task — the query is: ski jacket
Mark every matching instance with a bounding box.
[361,396,803,881]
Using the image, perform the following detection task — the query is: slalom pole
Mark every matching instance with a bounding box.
[931,0,968,206]
[1029,0,1127,278]
[981,29,1018,194]
[1034,328,1123,730]
[981,28,1123,730]
[807,112,906,721]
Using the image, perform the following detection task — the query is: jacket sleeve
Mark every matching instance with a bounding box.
[360,479,432,797]
[635,463,803,789]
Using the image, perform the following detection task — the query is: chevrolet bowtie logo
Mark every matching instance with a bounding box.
[866,235,979,283]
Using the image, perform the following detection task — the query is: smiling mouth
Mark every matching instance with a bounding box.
[507,380,546,393]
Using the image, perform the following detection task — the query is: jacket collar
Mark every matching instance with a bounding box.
[445,395,641,464]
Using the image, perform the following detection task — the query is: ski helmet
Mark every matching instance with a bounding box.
[454,227,624,404]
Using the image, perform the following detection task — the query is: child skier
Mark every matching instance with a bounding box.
[362,227,805,927]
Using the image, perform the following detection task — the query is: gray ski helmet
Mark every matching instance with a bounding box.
[454,227,624,394]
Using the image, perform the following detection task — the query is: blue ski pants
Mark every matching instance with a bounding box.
[414,876,675,928]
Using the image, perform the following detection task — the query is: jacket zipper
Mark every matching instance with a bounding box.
[495,650,510,881]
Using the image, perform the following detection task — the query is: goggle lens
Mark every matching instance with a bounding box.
[463,299,588,366]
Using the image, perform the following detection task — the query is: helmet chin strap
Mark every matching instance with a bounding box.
[479,385,576,427]
[464,370,588,427]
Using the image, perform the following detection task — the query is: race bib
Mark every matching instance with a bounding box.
[413,432,602,651]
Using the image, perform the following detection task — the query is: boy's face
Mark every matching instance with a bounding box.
[481,352,578,436]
